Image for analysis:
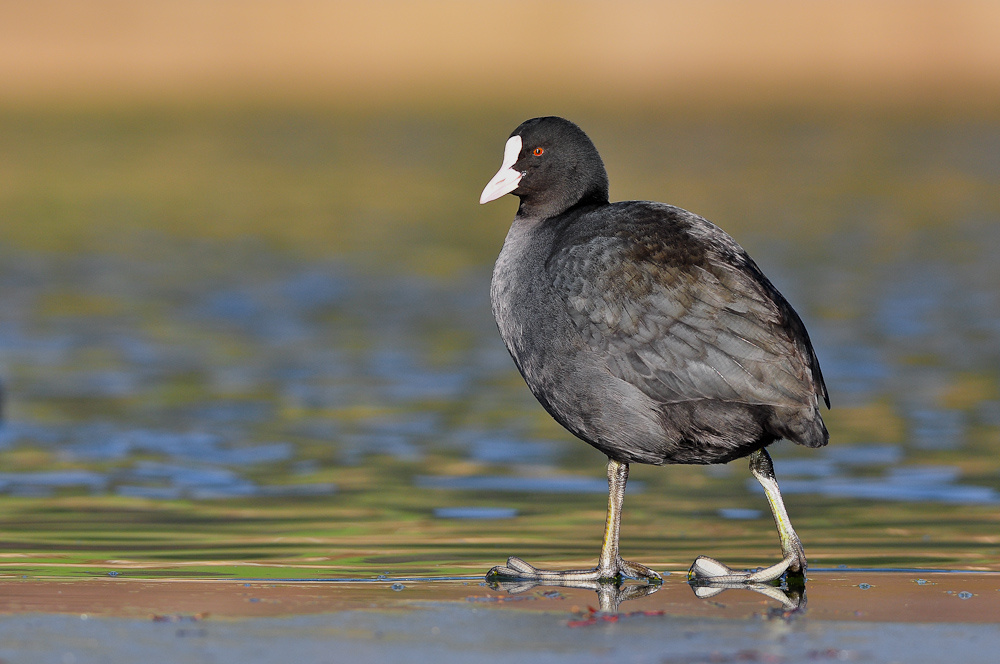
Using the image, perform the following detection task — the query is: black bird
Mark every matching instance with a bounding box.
[480,117,829,584]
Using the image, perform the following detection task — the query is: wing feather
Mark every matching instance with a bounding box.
[550,217,824,409]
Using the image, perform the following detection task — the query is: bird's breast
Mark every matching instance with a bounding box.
[490,219,584,386]
[491,221,544,363]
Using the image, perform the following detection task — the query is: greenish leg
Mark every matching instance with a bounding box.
[689,448,806,584]
[487,458,662,584]
[750,448,806,574]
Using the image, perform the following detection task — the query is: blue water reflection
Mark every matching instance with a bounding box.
[0,470,106,497]
[433,507,518,520]
[0,129,999,516]
[758,446,998,504]
[0,236,998,508]
[416,475,638,494]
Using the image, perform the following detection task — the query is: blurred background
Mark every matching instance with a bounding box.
[0,0,999,578]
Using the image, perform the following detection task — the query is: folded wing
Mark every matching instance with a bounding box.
[549,214,828,411]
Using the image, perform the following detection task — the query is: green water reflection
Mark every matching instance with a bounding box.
[0,107,998,578]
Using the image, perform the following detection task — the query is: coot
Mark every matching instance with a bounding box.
[480,117,829,584]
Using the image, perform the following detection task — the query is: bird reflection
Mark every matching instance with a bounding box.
[488,577,660,613]
[689,578,806,618]
[487,574,805,618]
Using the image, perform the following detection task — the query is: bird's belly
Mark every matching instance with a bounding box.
[498,308,782,466]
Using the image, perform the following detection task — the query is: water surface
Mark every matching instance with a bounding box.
[0,107,998,579]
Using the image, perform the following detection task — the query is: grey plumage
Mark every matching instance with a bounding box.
[490,118,828,467]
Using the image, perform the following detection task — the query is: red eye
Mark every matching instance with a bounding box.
[532,147,544,156]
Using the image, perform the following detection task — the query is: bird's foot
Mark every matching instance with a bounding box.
[617,556,663,582]
[487,556,662,584]
[687,548,805,585]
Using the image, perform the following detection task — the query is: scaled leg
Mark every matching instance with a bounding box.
[487,458,661,583]
[689,448,806,584]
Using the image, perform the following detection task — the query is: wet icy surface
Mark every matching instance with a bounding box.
[2,573,1000,664]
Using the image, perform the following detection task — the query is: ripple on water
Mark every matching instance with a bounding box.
[0,142,999,573]
[433,507,518,520]
[717,508,763,520]
[466,435,560,465]
[415,475,642,494]
[0,470,107,493]
[758,466,998,504]
[822,444,903,466]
